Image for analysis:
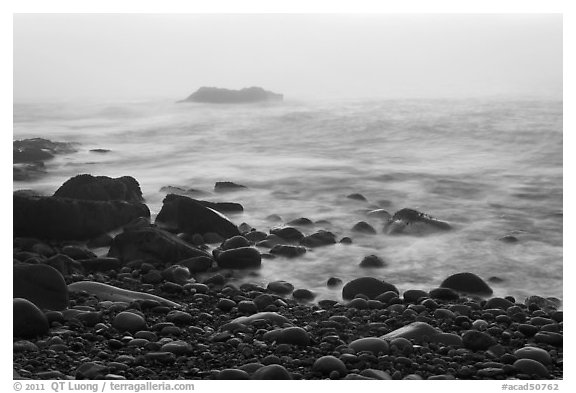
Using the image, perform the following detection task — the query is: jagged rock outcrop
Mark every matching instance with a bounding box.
[180,87,283,104]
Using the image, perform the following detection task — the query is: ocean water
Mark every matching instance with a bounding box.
[13,98,563,303]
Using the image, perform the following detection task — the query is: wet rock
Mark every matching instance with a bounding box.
[166,310,193,325]
[217,369,250,380]
[252,364,292,380]
[429,287,460,301]
[359,254,386,268]
[68,281,180,308]
[366,209,392,220]
[327,277,343,288]
[87,233,114,248]
[76,362,109,380]
[277,327,311,346]
[403,289,429,303]
[440,272,493,296]
[214,181,247,192]
[267,280,294,295]
[499,235,519,243]
[514,347,552,365]
[108,227,210,263]
[385,208,451,235]
[216,247,262,269]
[79,257,123,273]
[53,174,143,203]
[270,227,305,242]
[484,297,514,310]
[349,337,389,355]
[381,322,440,342]
[342,277,398,300]
[160,341,192,355]
[14,138,76,163]
[238,301,258,314]
[270,245,306,258]
[347,193,367,201]
[197,200,244,214]
[293,289,315,301]
[221,235,251,250]
[89,148,110,153]
[13,298,49,338]
[112,311,147,333]
[227,312,292,328]
[313,355,347,377]
[244,231,268,242]
[534,332,563,346]
[287,217,314,226]
[513,359,550,378]
[155,194,240,239]
[351,221,376,234]
[179,256,214,273]
[300,230,337,247]
[525,295,561,311]
[462,330,496,350]
[14,263,68,310]
[161,265,191,285]
[14,193,150,240]
[216,298,236,311]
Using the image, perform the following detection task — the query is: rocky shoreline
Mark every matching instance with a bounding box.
[13,174,563,380]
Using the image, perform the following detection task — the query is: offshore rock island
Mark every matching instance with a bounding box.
[179,87,283,104]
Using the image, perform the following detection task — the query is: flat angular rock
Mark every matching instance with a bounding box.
[155,194,239,239]
[14,193,149,240]
[14,264,69,310]
[385,208,451,235]
[53,174,143,202]
[108,227,210,263]
[68,281,180,308]
[382,322,441,342]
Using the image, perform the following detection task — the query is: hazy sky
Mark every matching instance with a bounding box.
[13,13,562,101]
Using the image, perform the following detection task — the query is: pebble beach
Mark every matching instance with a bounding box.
[13,171,563,380]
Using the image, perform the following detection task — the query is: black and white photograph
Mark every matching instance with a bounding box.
[10,2,566,387]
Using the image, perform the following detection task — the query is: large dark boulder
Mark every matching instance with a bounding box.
[13,138,77,181]
[155,194,240,239]
[108,226,211,263]
[14,193,150,240]
[14,263,69,310]
[384,208,451,235]
[53,174,143,203]
[13,138,77,164]
[180,86,283,104]
[342,277,398,300]
[440,272,493,296]
[216,247,262,269]
[13,298,50,338]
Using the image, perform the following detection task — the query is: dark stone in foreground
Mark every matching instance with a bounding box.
[14,264,69,311]
[385,208,451,235]
[13,298,49,338]
[216,247,262,269]
[14,193,150,240]
[342,277,398,300]
[155,194,239,239]
[53,174,143,203]
[440,272,493,296]
[181,86,283,104]
[108,227,211,263]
